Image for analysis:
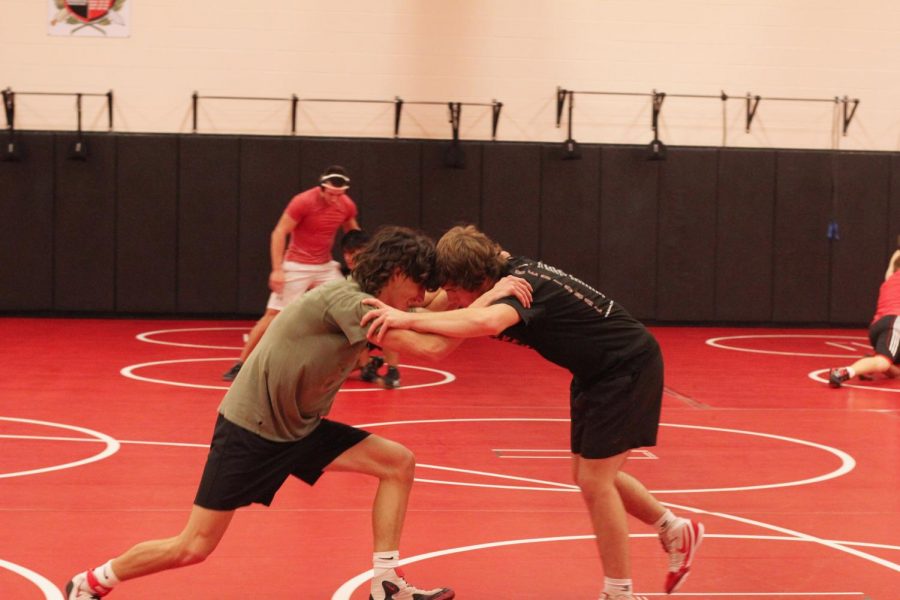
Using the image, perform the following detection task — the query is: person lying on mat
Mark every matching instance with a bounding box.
[64,226,530,600]
[362,224,704,600]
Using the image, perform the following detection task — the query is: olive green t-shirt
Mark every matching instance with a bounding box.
[218,279,371,441]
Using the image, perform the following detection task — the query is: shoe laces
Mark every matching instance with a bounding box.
[661,520,689,567]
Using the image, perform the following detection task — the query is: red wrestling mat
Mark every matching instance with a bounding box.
[0,318,897,599]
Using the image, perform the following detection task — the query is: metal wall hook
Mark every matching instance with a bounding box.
[745,94,761,133]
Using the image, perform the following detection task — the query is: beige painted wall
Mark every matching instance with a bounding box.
[2,0,898,150]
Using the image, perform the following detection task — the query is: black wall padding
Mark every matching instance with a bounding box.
[116,135,178,313]
[715,150,776,322]
[481,144,541,259]
[0,133,54,310]
[177,136,240,313]
[299,139,365,198]
[357,140,422,231]
[891,156,900,255]
[4,131,900,325]
[54,134,116,311]
[237,137,302,313]
[599,147,659,320]
[540,144,600,283]
[656,149,718,321]
[830,153,891,323]
[420,143,483,240]
[772,151,832,323]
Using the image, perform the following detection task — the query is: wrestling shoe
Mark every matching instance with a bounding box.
[660,518,704,593]
[600,594,649,600]
[65,571,111,599]
[828,367,850,388]
[369,568,454,600]
[222,361,243,381]
[382,366,401,389]
[361,356,385,382]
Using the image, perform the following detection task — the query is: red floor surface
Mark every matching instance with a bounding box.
[0,318,898,599]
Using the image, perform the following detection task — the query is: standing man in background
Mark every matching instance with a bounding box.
[223,165,360,381]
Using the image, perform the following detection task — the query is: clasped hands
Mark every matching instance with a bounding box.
[361,275,532,344]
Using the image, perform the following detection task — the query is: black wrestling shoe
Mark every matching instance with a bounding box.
[828,367,849,388]
[382,366,401,389]
[360,356,384,382]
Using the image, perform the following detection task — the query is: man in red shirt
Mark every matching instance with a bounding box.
[829,248,900,387]
[223,165,360,380]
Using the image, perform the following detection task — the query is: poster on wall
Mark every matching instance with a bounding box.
[48,0,131,37]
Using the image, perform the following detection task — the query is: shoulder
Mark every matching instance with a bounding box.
[504,256,540,279]
[285,188,320,215]
[319,280,371,313]
[505,255,529,268]
[318,278,366,299]
[287,188,314,205]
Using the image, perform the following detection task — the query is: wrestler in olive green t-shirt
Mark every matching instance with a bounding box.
[219,279,371,442]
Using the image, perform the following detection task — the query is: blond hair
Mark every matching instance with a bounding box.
[435,225,505,291]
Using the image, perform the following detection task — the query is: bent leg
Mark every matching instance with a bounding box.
[615,470,667,525]
[849,354,893,378]
[326,435,415,551]
[110,505,235,581]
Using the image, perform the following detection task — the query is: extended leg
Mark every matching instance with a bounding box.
[66,506,234,598]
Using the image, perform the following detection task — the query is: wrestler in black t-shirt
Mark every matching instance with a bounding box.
[494,256,659,383]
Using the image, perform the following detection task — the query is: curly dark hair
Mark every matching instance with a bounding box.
[351,226,439,295]
[436,225,505,291]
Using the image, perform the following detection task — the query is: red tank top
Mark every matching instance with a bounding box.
[873,271,900,322]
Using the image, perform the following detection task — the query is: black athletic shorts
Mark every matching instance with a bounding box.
[194,414,370,511]
[569,347,664,459]
[869,315,900,364]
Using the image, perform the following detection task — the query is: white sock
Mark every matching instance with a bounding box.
[373,550,400,576]
[603,576,633,595]
[846,367,857,379]
[90,560,120,589]
[653,508,678,533]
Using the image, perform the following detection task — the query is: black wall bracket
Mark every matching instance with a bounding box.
[745,94,761,133]
[557,85,861,150]
[648,90,667,160]
[2,87,20,161]
[841,96,860,136]
[191,93,502,141]
[1,88,113,161]
[192,92,301,134]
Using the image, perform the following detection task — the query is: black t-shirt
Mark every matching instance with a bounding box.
[493,256,658,382]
